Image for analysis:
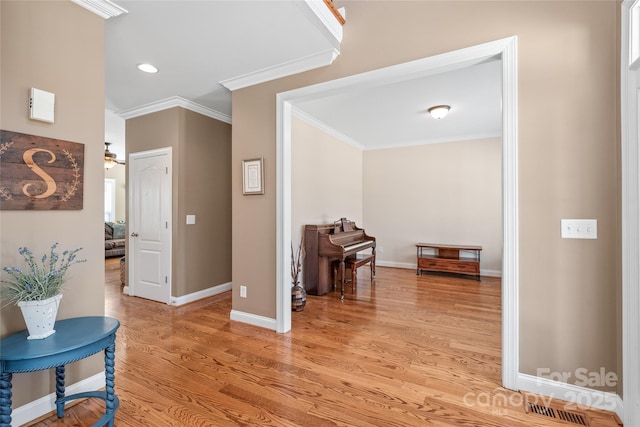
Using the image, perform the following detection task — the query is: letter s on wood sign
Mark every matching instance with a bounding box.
[22,148,58,199]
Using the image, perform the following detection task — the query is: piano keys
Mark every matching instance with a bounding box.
[303,219,376,296]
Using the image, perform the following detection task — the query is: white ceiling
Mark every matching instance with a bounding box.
[103,1,502,158]
[294,59,502,150]
[105,1,341,117]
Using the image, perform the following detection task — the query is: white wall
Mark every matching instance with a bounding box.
[363,138,503,275]
[291,115,363,265]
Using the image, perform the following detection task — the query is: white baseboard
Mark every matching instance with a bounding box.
[481,269,502,278]
[11,372,105,427]
[376,260,502,278]
[518,373,623,420]
[376,260,415,269]
[170,282,232,306]
[230,309,277,330]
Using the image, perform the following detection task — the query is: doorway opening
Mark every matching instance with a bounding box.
[276,37,519,390]
[104,178,116,222]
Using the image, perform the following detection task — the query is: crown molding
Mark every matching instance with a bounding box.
[220,0,343,91]
[70,0,127,19]
[220,48,339,92]
[117,97,232,124]
[303,0,344,44]
[365,131,503,151]
[292,106,501,152]
[292,107,364,151]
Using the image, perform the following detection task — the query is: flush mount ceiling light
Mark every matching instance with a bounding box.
[137,63,158,73]
[104,142,118,169]
[427,105,451,120]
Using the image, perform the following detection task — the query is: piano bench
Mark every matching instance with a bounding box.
[333,254,375,295]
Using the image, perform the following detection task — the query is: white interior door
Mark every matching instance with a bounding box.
[128,148,172,303]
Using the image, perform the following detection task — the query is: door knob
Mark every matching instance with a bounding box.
[131,232,139,237]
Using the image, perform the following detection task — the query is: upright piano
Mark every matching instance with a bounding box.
[304,218,376,295]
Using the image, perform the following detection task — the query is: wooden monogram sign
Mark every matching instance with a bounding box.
[0,130,84,210]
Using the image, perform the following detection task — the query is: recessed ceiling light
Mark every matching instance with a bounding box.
[137,63,158,73]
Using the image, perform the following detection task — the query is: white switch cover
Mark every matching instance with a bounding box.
[561,219,597,239]
[29,88,55,123]
[186,215,196,225]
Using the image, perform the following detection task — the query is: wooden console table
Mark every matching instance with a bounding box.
[416,243,482,281]
[0,316,120,427]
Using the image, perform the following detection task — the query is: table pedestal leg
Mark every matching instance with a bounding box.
[55,365,66,418]
[105,342,116,427]
[0,372,12,427]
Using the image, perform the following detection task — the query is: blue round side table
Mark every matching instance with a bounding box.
[0,316,120,427]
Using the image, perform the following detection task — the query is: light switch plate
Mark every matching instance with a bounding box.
[186,215,196,225]
[561,219,597,239]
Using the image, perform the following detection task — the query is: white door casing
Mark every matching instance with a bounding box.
[128,147,172,304]
[276,37,519,390]
[621,1,640,424]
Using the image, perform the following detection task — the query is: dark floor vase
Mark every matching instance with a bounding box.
[291,284,307,311]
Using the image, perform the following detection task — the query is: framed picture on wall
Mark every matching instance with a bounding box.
[0,130,84,210]
[242,157,264,195]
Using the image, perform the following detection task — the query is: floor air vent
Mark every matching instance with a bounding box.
[557,409,589,425]
[525,401,590,426]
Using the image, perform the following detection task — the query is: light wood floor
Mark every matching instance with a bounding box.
[28,258,620,426]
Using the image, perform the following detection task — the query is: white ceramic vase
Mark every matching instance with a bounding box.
[17,294,62,340]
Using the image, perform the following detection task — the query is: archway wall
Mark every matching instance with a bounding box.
[231,1,620,395]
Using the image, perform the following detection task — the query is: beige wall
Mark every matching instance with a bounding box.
[232,1,620,393]
[364,139,502,274]
[180,110,232,295]
[0,1,106,407]
[291,116,363,248]
[126,108,179,295]
[105,163,126,222]
[127,108,232,297]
